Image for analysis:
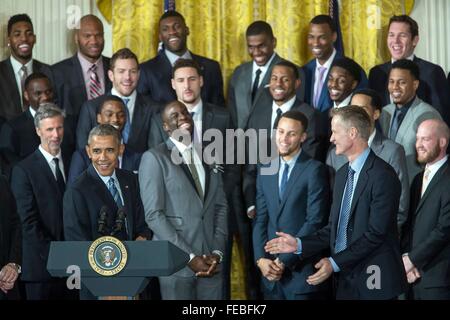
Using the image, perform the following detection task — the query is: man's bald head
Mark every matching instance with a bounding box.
[416,119,449,165]
[76,14,104,63]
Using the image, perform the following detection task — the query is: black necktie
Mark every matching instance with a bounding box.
[273,108,283,129]
[53,158,65,193]
[389,108,403,140]
[251,69,262,103]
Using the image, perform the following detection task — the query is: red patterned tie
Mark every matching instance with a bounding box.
[89,64,102,99]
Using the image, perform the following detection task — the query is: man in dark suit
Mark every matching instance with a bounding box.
[401,119,450,300]
[266,106,407,299]
[302,15,367,114]
[0,14,53,120]
[68,96,141,185]
[76,48,158,154]
[51,14,112,122]
[10,104,73,300]
[138,10,224,106]
[327,89,410,234]
[0,175,21,300]
[0,73,53,177]
[64,124,151,242]
[253,111,330,300]
[368,15,449,123]
[228,21,306,130]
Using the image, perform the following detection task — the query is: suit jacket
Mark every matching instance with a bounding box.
[51,55,112,120]
[0,175,21,269]
[138,139,228,277]
[253,152,330,295]
[302,55,368,113]
[369,56,450,121]
[67,148,142,186]
[227,54,306,129]
[63,165,151,241]
[327,129,410,233]
[0,58,54,120]
[402,159,450,289]
[10,149,71,281]
[76,92,156,153]
[301,151,407,299]
[0,109,76,180]
[379,97,442,185]
[138,50,225,106]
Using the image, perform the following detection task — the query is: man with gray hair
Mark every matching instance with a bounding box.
[265,106,407,299]
[11,103,74,300]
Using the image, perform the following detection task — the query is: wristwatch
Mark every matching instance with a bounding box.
[9,263,21,274]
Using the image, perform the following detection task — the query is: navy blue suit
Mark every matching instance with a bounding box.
[253,151,330,299]
[302,55,368,113]
[67,148,142,186]
[369,57,450,123]
[63,164,151,241]
[300,151,407,299]
[138,50,225,106]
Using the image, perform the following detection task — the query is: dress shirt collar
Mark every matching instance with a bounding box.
[38,145,62,165]
[165,49,192,66]
[391,53,415,64]
[424,155,448,181]
[280,149,301,168]
[10,55,32,75]
[189,99,203,119]
[170,137,192,154]
[272,95,296,113]
[111,88,137,104]
[93,165,118,186]
[333,94,352,109]
[252,52,276,75]
[367,129,376,148]
[349,147,370,174]
[29,107,37,118]
[316,48,337,69]
[77,51,103,73]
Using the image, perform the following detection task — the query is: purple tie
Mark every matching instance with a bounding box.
[313,66,327,108]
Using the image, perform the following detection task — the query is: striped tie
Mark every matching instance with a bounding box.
[89,64,102,99]
[335,167,355,253]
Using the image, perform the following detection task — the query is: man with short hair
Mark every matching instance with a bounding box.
[266,106,407,299]
[138,11,224,106]
[253,110,330,300]
[369,15,449,122]
[379,59,442,184]
[0,14,53,120]
[76,48,158,154]
[327,88,409,234]
[401,119,450,300]
[228,21,306,130]
[328,57,361,109]
[11,103,73,300]
[52,14,112,121]
[139,101,228,300]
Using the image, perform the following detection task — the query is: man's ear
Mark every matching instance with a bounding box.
[86,145,92,159]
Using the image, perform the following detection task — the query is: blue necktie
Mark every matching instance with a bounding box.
[122,98,131,143]
[335,167,355,253]
[108,177,123,207]
[279,163,289,200]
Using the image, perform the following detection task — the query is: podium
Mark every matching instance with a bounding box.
[47,239,188,297]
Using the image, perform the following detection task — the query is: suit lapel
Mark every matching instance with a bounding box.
[4,59,22,110]
[34,150,61,196]
[116,169,133,239]
[128,94,145,145]
[72,55,88,102]
[395,97,421,144]
[415,161,449,214]
[370,130,384,154]
[349,152,374,215]
[87,165,118,211]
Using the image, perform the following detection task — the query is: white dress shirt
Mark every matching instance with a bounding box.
[252,52,276,88]
[111,88,137,124]
[10,56,33,103]
[38,145,66,182]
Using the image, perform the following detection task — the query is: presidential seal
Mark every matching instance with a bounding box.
[88,236,128,276]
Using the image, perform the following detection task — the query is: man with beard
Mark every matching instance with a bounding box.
[138,11,224,106]
[139,101,228,299]
[52,14,112,122]
[401,119,450,300]
[0,14,53,120]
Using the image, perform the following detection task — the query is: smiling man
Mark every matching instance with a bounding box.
[0,14,53,120]
[138,11,224,106]
[327,57,361,109]
[369,15,449,122]
[138,100,228,300]
[379,59,441,184]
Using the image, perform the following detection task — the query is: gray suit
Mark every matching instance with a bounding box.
[326,129,410,232]
[380,97,441,184]
[227,53,305,129]
[138,139,228,300]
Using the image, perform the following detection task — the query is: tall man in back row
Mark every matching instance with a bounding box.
[266,106,407,299]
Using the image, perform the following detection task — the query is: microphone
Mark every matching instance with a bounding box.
[97,206,109,236]
[111,207,127,238]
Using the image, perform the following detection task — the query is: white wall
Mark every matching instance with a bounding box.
[411,0,450,74]
[0,0,112,64]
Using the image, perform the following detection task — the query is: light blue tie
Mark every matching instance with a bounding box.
[108,177,123,207]
[335,167,355,253]
[279,163,290,200]
[122,98,131,143]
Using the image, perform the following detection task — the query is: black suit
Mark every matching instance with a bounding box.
[301,151,407,299]
[0,58,54,120]
[0,175,21,300]
[138,50,225,106]
[402,159,450,300]
[51,55,112,120]
[76,92,156,153]
[64,165,151,241]
[369,56,450,123]
[10,149,72,300]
